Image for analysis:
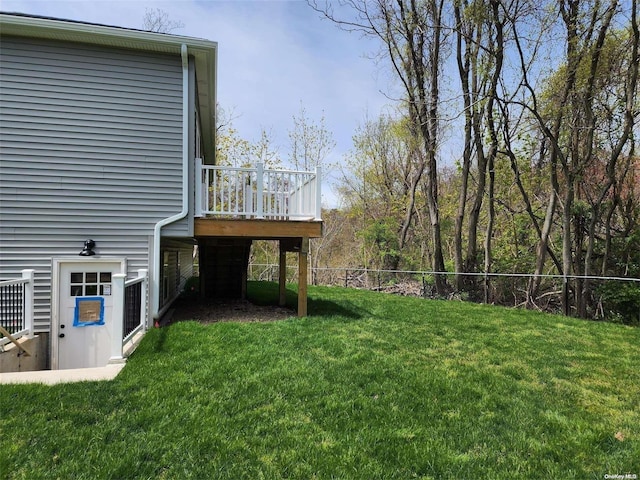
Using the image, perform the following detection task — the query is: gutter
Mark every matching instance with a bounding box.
[150,43,190,324]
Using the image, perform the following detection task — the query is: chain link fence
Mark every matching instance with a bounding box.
[248,264,640,325]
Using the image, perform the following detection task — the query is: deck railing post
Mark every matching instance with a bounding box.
[137,269,149,330]
[21,269,35,336]
[315,166,322,220]
[195,158,203,217]
[256,163,264,219]
[110,273,126,364]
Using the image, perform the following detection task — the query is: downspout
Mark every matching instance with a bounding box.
[151,43,190,324]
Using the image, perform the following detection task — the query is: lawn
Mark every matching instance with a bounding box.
[1,282,639,479]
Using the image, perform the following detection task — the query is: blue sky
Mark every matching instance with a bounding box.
[2,0,397,206]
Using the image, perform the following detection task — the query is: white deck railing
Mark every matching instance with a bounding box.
[110,269,148,364]
[0,270,34,350]
[196,161,322,221]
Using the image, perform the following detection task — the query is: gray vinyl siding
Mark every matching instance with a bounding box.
[0,36,189,332]
[162,58,196,237]
[159,239,195,310]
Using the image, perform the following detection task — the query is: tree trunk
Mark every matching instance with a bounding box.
[484,154,496,304]
[453,1,473,291]
[482,0,503,305]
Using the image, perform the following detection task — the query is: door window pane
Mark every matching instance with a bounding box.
[69,269,114,298]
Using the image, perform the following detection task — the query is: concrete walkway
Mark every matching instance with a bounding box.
[0,363,126,385]
[0,326,149,385]
[0,330,145,385]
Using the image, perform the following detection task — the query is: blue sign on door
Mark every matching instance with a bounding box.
[73,297,105,326]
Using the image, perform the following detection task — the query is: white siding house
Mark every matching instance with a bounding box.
[1,13,323,372]
[0,14,217,342]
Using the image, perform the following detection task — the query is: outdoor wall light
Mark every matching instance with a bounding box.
[79,239,96,256]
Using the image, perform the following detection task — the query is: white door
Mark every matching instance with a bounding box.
[55,260,125,370]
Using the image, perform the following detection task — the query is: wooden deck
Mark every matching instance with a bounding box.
[194,218,322,317]
[194,163,322,317]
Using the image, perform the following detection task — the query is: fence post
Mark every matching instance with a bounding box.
[256,163,264,219]
[22,269,35,336]
[563,275,569,317]
[484,272,489,304]
[110,273,126,364]
[138,269,149,331]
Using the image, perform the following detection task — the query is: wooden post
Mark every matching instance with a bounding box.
[279,243,287,307]
[241,267,248,300]
[298,238,309,317]
[0,326,31,356]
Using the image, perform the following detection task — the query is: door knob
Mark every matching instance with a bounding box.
[58,333,65,338]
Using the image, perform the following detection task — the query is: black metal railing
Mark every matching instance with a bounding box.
[123,280,142,340]
[0,280,26,335]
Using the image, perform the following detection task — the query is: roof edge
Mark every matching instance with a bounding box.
[0,12,217,53]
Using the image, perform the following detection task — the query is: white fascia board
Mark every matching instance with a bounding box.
[0,13,216,53]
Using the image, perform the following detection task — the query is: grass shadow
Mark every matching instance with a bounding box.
[306,296,364,319]
[140,323,170,354]
[248,281,365,319]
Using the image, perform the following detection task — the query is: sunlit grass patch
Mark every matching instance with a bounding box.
[1,282,638,479]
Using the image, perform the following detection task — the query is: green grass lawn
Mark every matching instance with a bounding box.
[1,282,639,479]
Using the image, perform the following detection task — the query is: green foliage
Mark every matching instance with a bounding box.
[338,114,430,271]
[597,282,640,326]
[602,230,640,325]
[492,212,538,274]
[359,218,400,269]
[216,105,282,168]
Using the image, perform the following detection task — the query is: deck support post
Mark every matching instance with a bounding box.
[297,237,309,317]
[241,267,248,300]
[279,243,287,307]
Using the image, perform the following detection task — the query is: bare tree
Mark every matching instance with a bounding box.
[310,0,449,293]
[452,0,505,297]
[143,8,185,33]
[288,104,336,172]
[508,0,636,316]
